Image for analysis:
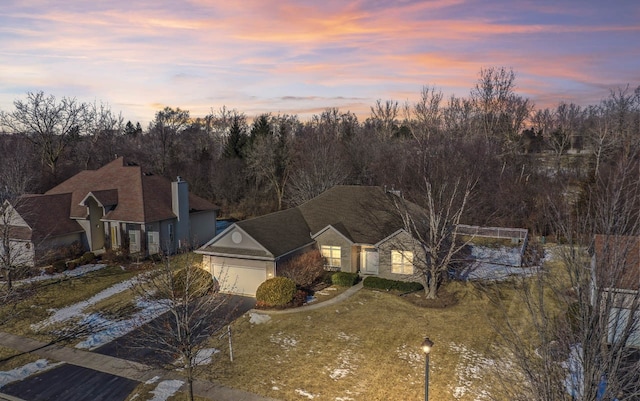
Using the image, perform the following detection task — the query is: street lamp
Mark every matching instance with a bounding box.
[421,337,434,401]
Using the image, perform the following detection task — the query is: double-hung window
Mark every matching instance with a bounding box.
[321,245,341,270]
[391,250,413,274]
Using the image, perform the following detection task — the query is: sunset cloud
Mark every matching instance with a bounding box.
[0,0,638,124]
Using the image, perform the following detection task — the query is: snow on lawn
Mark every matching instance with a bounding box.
[0,359,64,388]
[465,245,537,281]
[31,272,147,331]
[174,348,220,367]
[295,388,317,399]
[148,379,184,401]
[75,298,170,350]
[449,343,494,400]
[249,312,271,324]
[19,264,107,284]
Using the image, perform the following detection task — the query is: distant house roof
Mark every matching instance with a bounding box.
[7,193,84,241]
[594,234,640,291]
[45,157,217,223]
[201,185,420,259]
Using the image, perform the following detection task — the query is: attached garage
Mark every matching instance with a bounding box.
[213,263,268,297]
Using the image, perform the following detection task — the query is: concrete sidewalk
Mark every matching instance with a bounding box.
[0,332,277,401]
[253,281,364,315]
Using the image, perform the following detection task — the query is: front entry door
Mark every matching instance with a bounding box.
[362,248,379,274]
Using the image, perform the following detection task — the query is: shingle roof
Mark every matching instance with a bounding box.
[210,185,417,259]
[7,193,84,241]
[45,157,217,223]
[297,185,408,244]
[236,207,313,257]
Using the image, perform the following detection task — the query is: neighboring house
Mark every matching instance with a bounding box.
[1,157,218,266]
[591,235,640,349]
[197,185,425,296]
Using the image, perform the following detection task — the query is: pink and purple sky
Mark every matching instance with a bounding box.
[1,1,639,125]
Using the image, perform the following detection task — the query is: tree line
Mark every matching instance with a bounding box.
[0,67,639,239]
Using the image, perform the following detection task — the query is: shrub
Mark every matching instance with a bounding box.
[79,252,96,265]
[331,272,359,287]
[256,277,297,307]
[363,276,424,292]
[292,289,309,307]
[278,250,325,288]
[52,260,67,273]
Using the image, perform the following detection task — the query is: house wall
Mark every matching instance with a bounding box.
[377,231,424,282]
[314,229,354,273]
[159,218,178,254]
[35,233,84,264]
[6,240,35,267]
[189,210,217,248]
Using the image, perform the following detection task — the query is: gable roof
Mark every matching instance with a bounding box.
[593,234,640,291]
[201,185,419,259]
[45,157,217,223]
[6,193,84,241]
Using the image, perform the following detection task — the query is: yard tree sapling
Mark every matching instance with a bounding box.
[129,252,232,401]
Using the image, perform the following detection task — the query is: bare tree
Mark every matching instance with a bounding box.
[148,106,190,174]
[0,91,90,179]
[488,148,640,401]
[0,199,34,290]
[130,252,230,401]
[395,178,475,299]
[471,67,533,150]
[412,85,444,140]
[369,99,399,140]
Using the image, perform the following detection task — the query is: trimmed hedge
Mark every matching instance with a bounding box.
[79,252,96,265]
[172,267,217,298]
[256,277,297,307]
[331,272,359,287]
[363,276,424,292]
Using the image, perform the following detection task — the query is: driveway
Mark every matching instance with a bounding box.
[1,295,256,401]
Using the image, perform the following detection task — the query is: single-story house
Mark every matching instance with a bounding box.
[197,185,426,296]
[591,234,640,349]
[1,157,218,266]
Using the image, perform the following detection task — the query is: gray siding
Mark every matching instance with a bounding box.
[377,230,424,282]
[314,228,354,273]
[189,210,217,247]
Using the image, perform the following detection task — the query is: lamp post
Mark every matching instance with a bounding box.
[421,337,434,401]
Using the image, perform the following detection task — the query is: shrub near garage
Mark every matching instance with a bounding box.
[256,277,296,307]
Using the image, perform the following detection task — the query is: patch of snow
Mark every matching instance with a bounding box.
[465,245,538,281]
[0,359,64,387]
[75,298,171,349]
[562,344,584,398]
[145,376,160,384]
[272,386,280,390]
[336,332,358,341]
[326,349,358,381]
[18,264,107,285]
[295,388,316,399]
[148,379,184,401]
[31,272,146,331]
[249,312,271,324]
[396,344,422,369]
[270,332,298,351]
[449,343,494,400]
[306,295,317,303]
[174,348,220,367]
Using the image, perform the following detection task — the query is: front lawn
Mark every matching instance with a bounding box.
[202,281,512,401]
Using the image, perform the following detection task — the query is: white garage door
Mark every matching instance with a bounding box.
[214,264,266,297]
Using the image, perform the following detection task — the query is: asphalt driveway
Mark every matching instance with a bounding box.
[1,295,256,401]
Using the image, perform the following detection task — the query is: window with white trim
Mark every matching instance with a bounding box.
[321,245,341,269]
[391,250,413,274]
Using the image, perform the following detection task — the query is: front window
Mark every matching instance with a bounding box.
[392,250,413,274]
[321,245,341,270]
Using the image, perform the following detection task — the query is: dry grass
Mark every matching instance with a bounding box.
[0,265,139,339]
[200,281,509,401]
